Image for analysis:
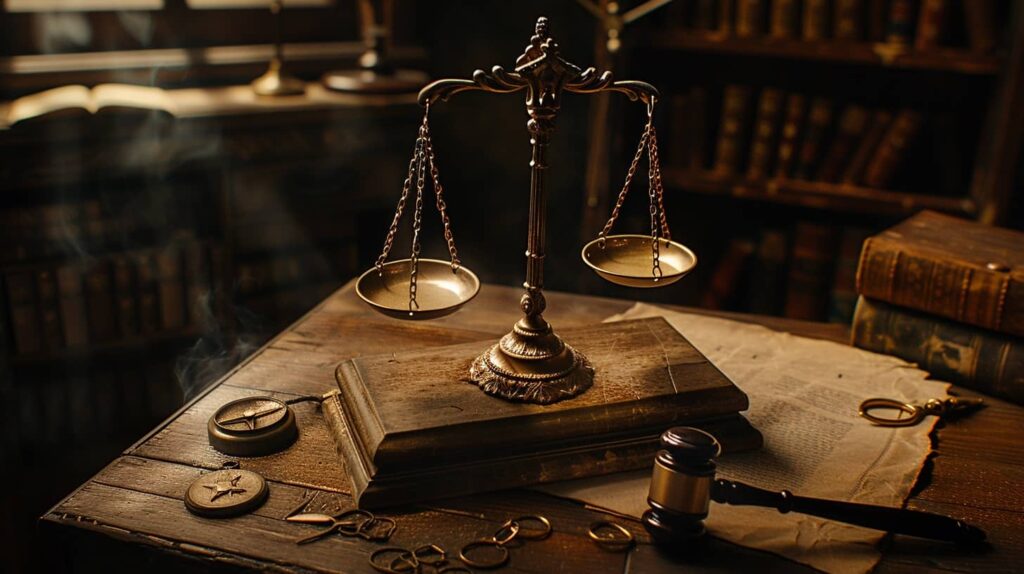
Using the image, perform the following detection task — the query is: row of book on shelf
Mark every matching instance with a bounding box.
[670,0,1000,52]
[1,239,221,357]
[850,210,1023,405]
[670,84,922,189]
[701,221,868,324]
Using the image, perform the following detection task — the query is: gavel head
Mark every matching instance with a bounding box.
[642,426,720,546]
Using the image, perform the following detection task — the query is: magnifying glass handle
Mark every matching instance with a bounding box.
[711,479,986,545]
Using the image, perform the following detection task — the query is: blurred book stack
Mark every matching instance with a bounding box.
[851,211,1024,404]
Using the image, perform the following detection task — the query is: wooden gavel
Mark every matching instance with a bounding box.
[642,427,986,546]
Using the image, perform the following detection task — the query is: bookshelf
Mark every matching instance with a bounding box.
[595,0,1024,324]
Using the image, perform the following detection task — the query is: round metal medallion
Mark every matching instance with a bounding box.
[184,468,269,518]
[208,396,298,456]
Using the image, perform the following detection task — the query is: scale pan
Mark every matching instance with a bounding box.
[356,259,480,320]
[581,235,697,288]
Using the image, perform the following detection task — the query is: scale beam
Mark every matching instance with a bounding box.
[413,16,661,404]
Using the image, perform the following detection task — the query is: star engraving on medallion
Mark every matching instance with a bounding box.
[217,403,285,430]
[203,474,248,502]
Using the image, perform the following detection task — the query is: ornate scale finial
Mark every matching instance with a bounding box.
[535,16,549,39]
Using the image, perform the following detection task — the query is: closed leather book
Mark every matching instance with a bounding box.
[914,0,946,50]
[774,93,806,178]
[736,0,766,37]
[719,0,735,34]
[5,270,41,354]
[852,296,1024,405]
[856,210,1024,338]
[746,87,785,180]
[862,109,922,188]
[56,263,89,348]
[834,0,863,40]
[802,0,830,40]
[816,105,870,182]
[713,85,753,174]
[840,109,893,185]
[964,0,996,53]
[702,238,755,309]
[769,0,799,38]
[36,268,63,350]
[885,0,915,45]
[784,222,839,320]
[867,0,888,41]
[793,97,834,180]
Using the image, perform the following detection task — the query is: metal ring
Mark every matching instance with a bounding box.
[858,398,923,427]
[413,543,447,565]
[491,520,520,545]
[388,554,419,573]
[459,539,510,569]
[357,516,397,541]
[369,548,415,574]
[506,515,552,540]
[588,521,635,551]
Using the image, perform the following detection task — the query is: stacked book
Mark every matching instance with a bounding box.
[851,211,1024,405]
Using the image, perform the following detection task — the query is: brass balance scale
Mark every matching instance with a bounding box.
[326,17,758,508]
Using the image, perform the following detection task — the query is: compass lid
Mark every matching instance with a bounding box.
[208,396,299,457]
[184,467,269,518]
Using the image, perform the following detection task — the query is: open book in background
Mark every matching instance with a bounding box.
[0,84,178,128]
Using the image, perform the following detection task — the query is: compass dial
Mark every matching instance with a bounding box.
[215,397,288,432]
[208,396,299,456]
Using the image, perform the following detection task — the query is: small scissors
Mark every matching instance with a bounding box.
[286,510,396,544]
[858,396,985,427]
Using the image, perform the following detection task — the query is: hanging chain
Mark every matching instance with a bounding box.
[597,125,650,248]
[422,119,462,272]
[408,121,428,312]
[648,124,671,241]
[375,131,423,275]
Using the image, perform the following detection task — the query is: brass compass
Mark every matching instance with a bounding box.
[184,463,269,518]
[209,396,298,457]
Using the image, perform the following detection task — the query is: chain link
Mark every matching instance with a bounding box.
[422,122,462,271]
[408,123,427,312]
[595,98,670,279]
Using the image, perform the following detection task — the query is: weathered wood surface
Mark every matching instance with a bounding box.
[40,281,1024,573]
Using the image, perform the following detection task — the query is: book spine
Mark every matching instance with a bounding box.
[84,260,116,342]
[802,0,831,40]
[4,270,40,354]
[719,0,735,35]
[834,0,864,40]
[36,268,63,350]
[746,87,785,180]
[866,0,889,41]
[770,0,799,39]
[862,109,922,188]
[855,235,1024,337]
[774,93,806,178]
[112,255,138,339]
[156,247,185,331]
[886,0,916,45]
[687,87,710,170]
[851,297,1024,406]
[184,241,210,326]
[816,105,870,182]
[702,238,756,309]
[134,252,160,335]
[914,0,946,50]
[963,0,996,53]
[784,222,839,320]
[829,227,872,323]
[746,229,788,315]
[840,109,894,185]
[793,97,834,180]
[713,85,753,174]
[56,264,89,348]
[735,0,766,37]
[694,0,718,30]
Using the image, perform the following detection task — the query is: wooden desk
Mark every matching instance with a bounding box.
[40,282,1024,572]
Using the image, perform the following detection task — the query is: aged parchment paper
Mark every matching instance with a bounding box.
[538,303,949,573]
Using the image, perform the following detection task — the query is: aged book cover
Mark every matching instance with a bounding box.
[802,0,830,40]
[713,85,753,174]
[736,0,766,37]
[856,210,1024,337]
[914,0,947,50]
[784,222,839,320]
[852,297,1024,405]
[816,105,869,182]
[325,317,760,507]
[862,109,922,188]
[769,0,799,38]
[774,93,806,178]
[834,0,863,40]
[746,87,785,180]
[840,109,893,185]
[793,97,834,180]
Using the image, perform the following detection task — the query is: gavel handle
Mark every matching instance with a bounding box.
[711,479,985,545]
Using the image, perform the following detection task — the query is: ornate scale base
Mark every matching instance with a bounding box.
[469,321,594,404]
